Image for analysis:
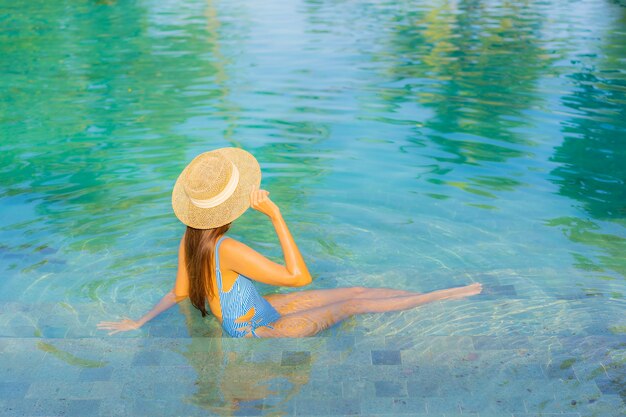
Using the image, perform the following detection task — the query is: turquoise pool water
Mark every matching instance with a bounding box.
[1,0,625,416]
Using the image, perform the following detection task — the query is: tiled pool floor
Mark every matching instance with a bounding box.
[1,298,624,417]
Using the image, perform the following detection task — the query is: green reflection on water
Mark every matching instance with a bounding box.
[546,4,626,280]
[0,0,625,304]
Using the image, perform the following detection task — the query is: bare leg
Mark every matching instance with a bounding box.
[256,283,482,338]
[264,287,419,316]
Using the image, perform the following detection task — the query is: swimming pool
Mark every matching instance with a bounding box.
[1,0,624,415]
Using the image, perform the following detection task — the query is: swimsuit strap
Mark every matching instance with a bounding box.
[214,235,228,293]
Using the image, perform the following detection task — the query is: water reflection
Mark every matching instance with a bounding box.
[547,5,626,281]
[1,0,625,324]
[174,302,314,416]
[384,5,545,138]
[0,0,221,251]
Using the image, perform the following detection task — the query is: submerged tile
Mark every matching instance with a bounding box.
[424,396,462,413]
[328,397,361,415]
[232,398,264,416]
[389,397,427,413]
[326,335,355,351]
[472,335,505,350]
[79,366,112,382]
[130,351,161,366]
[0,382,30,399]
[66,399,102,417]
[281,351,311,366]
[295,397,329,415]
[371,350,401,365]
[374,380,407,397]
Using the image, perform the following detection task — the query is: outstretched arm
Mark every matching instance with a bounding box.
[97,236,189,335]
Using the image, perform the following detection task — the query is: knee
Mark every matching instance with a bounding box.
[343,299,365,315]
[351,286,367,296]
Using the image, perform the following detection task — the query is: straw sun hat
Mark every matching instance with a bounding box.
[172,147,261,229]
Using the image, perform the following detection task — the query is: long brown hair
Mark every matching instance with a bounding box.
[185,222,232,317]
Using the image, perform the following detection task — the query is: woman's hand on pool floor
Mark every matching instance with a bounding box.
[96,316,142,335]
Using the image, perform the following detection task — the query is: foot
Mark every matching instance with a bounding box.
[426,282,482,302]
[444,282,482,300]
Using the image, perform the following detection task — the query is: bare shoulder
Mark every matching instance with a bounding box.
[219,236,242,252]
[217,236,275,275]
[217,236,244,269]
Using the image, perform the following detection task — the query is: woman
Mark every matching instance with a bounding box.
[97,147,482,338]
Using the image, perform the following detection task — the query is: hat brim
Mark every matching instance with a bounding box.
[172,147,261,229]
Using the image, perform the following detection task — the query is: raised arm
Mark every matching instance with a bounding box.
[219,187,312,287]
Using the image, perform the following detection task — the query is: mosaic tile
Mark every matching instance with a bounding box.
[342,378,376,398]
[153,380,199,399]
[593,375,622,395]
[512,413,581,417]
[25,381,97,400]
[406,376,441,397]
[39,326,68,338]
[156,350,189,366]
[0,381,30,398]
[430,348,475,365]
[298,378,342,399]
[281,350,311,366]
[442,414,480,417]
[389,397,427,414]
[1,327,624,417]
[0,364,40,381]
[87,381,124,399]
[359,396,413,414]
[384,335,420,350]
[436,377,473,397]
[66,399,102,417]
[148,325,190,338]
[341,346,373,365]
[130,351,161,366]
[326,335,355,351]
[5,398,69,416]
[328,364,370,380]
[251,347,282,362]
[232,398,265,416]
[424,396,462,413]
[428,336,475,351]
[374,380,407,397]
[603,357,626,380]
[353,335,387,350]
[263,395,297,415]
[399,348,435,364]
[310,349,345,366]
[575,394,626,417]
[0,338,21,353]
[501,362,547,380]
[523,396,575,414]
[371,349,401,365]
[79,366,113,382]
[487,284,518,296]
[542,362,579,381]
[131,398,172,417]
[327,397,361,415]
[120,380,154,400]
[472,335,505,350]
[94,396,134,417]
[0,326,37,337]
[295,397,330,415]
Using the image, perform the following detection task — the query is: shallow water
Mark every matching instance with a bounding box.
[1,0,625,415]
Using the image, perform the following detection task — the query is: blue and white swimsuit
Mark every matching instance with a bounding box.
[214,235,281,338]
